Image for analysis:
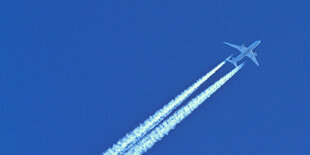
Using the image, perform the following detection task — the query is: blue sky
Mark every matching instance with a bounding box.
[1,0,309,154]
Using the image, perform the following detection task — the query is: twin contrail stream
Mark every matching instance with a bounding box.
[103,61,226,155]
[125,63,244,155]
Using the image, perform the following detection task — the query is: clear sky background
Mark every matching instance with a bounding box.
[1,0,310,155]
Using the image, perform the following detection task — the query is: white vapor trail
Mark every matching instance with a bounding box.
[103,61,226,155]
[125,63,244,155]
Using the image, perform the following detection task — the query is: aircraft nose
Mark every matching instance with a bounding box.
[257,40,261,44]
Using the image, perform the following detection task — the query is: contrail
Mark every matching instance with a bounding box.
[103,61,226,155]
[125,63,244,155]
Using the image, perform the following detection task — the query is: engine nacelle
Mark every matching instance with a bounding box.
[254,52,258,56]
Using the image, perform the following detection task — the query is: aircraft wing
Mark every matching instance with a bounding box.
[223,42,246,52]
[246,53,259,66]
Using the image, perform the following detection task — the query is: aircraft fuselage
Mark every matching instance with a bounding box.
[234,40,260,63]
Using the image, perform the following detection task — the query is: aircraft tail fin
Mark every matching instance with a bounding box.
[226,54,233,61]
[226,57,238,67]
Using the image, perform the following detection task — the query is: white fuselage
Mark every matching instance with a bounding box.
[232,40,260,63]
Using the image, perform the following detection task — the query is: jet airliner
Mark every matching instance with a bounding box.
[224,40,261,67]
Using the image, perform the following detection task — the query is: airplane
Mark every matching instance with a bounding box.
[224,40,261,67]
